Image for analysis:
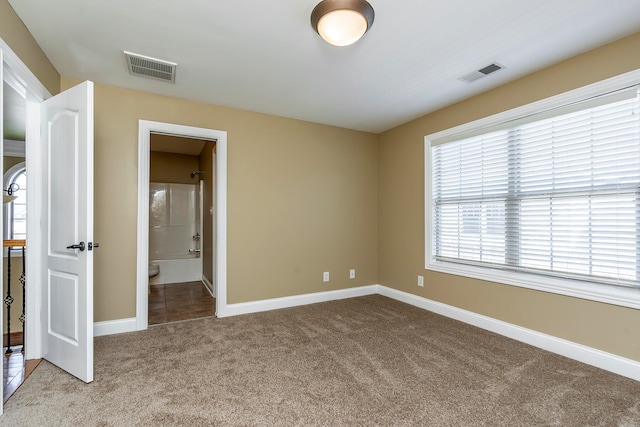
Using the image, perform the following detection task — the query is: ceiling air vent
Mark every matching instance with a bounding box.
[459,62,504,83]
[124,51,177,83]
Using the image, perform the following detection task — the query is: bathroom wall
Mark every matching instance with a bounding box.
[150,152,199,185]
[149,182,199,260]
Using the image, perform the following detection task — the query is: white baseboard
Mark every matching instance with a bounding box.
[223,285,379,317]
[202,275,214,296]
[92,283,640,381]
[376,285,640,382]
[94,317,137,337]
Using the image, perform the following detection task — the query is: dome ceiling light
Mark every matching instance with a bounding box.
[311,0,375,47]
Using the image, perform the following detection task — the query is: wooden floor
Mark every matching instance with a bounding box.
[149,281,215,325]
[3,331,23,349]
[3,332,41,403]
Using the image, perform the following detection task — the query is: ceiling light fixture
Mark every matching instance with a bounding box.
[311,0,375,47]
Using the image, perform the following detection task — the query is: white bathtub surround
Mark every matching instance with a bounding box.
[149,258,202,285]
[149,182,202,284]
[149,182,200,260]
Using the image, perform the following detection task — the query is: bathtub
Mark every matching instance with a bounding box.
[149,182,202,285]
[149,257,202,285]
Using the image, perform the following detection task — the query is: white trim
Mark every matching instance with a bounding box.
[137,120,228,329]
[214,134,227,318]
[426,259,640,309]
[424,69,640,144]
[424,68,640,310]
[377,285,640,382]
[97,283,640,382]
[25,101,42,358]
[102,287,379,332]
[3,161,25,182]
[3,139,25,157]
[202,275,214,296]
[223,285,379,317]
[3,161,25,243]
[0,38,51,364]
[136,123,151,331]
[0,38,51,102]
[94,318,137,337]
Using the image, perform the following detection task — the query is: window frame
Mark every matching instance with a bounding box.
[3,161,26,242]
[424,69,640,310]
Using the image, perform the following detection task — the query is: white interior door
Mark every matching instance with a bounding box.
[40,81,94,383]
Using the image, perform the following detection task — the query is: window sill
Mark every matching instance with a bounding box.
[425,258,640,310]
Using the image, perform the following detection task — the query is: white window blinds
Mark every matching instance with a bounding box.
[431,86,640,289]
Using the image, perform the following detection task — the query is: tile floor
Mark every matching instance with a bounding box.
[149,281,216,325]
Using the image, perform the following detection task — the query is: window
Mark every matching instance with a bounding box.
[4,162,26,241]
[425,73,640,309]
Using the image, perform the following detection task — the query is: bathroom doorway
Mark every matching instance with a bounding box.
[147,133,215,324]
[136,121,228,330]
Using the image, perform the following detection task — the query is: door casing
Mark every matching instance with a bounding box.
[1,38,52,365]
[0,37,52,414]
[136,120,228,330]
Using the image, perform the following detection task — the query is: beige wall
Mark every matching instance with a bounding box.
[199,141,216,284]
[60,77,379,321]
[150,151,199,184]
[0,0,59,95]
[3,156,24,172]
[378,32,640,362]
[6,0,639,363]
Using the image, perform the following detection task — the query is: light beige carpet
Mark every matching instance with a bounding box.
[3,295,640,426]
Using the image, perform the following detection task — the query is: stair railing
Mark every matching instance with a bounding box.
[3,239,26,355]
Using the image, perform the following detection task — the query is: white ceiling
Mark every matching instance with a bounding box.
[7,0,640,134]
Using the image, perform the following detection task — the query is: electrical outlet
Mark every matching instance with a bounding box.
[323,272,330,282]
[418,275,424,287]
[349,269,356,279]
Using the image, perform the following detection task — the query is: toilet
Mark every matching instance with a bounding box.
[149,263,160,278]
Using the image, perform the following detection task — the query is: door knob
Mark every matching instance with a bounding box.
[66,241,85,251]
[88,242,100,250]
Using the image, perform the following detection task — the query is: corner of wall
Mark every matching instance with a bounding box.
[0,0,60,95]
